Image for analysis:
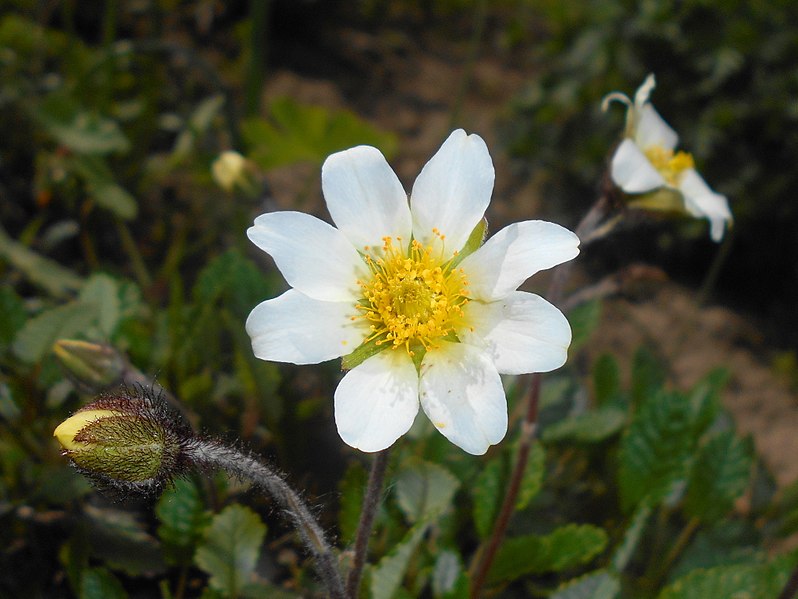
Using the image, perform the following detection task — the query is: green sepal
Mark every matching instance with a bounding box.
[341,338,389,371]
[450,218,487,267]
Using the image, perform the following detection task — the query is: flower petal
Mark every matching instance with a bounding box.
[246,289,366,364]
[410,129,494,255]
[419,342,507,455]
[458,220,580,301]
[460,291,571,375]
[322,145,412,251]
[633,73,657,110]
[679,169,733,242]
[334,350,419,452]
[611,139,667,193]
[248,211,367,301]
[635,104,679,150]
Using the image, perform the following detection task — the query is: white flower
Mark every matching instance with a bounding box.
[245,130,580,455]
[604,74,733,242]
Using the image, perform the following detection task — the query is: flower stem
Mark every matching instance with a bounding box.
[347,449,391,598]
[778,560,798,599]
[469,194,612,598]
[184,440,346,599]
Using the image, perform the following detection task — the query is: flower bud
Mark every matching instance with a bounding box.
[211,150,259,196]
[54,389,192,493]
[52,339,126,391]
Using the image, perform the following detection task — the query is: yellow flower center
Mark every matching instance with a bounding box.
[356,231,470,355]
[644,145,695,186]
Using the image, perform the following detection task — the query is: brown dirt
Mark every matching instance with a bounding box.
[262,23,798,488]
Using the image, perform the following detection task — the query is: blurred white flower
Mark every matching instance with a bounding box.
[246,130,579,455]
[604,74,733,242]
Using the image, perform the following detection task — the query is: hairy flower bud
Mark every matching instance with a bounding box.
[53,388,192,493]
[52,339,127,391]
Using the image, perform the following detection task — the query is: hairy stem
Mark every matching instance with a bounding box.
[469,194,613,598]
[778,561,798,599]
[185,440,346,599]
[347,449,391,598]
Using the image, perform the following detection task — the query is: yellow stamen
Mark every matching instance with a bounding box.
[356,233,469,355]
[644,145,695,186]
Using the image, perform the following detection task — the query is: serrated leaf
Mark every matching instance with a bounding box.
[193,248,275,317]
[243,98,397,170]
[156,478,210,565]
[683,432,752,523]
[516,442,546,510]
[395,460,460,523]
[82,504,165,576]
[79,274,121,337]
[472,458,504,538]
[0,223,83,298]
[687,368,728,436]
[542,406,627,444]
[12,302,97,363]
[195,504,267,597]
[569,299,602,351]
[370,523,428,599]
[618,390,695,512]
[631,346,666,407]
[551,570,620,599]
[593,353,621,407]
[611,502,651,572]
[488,524,608,583]
[657,554,795,599]
[80,568,128,599]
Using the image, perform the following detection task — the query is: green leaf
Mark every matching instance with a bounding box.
[551,570,620,599]
[156,478,210,565]
[195,504,267,597]
[569,299,602,351]
[472,458,504,539]
[687,368,728,436]
[488,524,608,583]
[71,154,138,219]
[243,98,397,170]
[79,274,121,338]
[432,550,467,599]
[610,502,652,573]
[33,93,130,154]
[516,442,546,510]
[542,406,627,444]
[0,286,26,347]
[631,346,666,407]
[12,302,97,364]
[192,248,276,317]
[593,353,621,406]
[395,459,460,523]
[80,568,128,599]
[338,461,368,545]
[657,553,796,599]
[370,523,428,599]
[0,223,83,298]
[683,432,752,523]
[618,390,695,512]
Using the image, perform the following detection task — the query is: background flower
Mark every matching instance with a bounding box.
[605,74,733,242]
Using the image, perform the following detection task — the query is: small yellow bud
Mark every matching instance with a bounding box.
[52,340,126,391]
[211,150,258,195]
[54,409,121,451]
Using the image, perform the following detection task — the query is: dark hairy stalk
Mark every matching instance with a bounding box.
[779,561,798,599]
[469,194,613,598]
[347,449,392,598]
[184,440,346,599]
